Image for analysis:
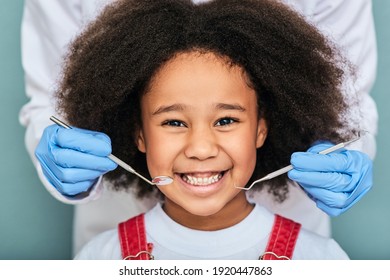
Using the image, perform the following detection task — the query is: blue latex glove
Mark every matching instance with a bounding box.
[288,142,373,216]
[35,124,118,196]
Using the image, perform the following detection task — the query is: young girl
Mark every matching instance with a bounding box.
[56,0,354,259]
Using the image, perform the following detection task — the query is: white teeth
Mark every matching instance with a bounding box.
[182,173,223,186]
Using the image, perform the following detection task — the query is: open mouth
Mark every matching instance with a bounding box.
[180,171,225,186]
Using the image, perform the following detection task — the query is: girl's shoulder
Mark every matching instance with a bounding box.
[74,228,121,260]
[293,228,349,260]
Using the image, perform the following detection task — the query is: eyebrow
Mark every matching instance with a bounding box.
[215,103,246,112]
[152,102,246,115]
[152,104,187,115]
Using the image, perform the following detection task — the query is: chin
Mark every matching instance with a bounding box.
[182,201,225,217]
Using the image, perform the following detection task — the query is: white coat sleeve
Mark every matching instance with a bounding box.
[287,0,378,159]
[19,0,103,204]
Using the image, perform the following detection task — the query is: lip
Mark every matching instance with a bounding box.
[175,170,228,197]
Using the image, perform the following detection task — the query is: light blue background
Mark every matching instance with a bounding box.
[0,0,389,259]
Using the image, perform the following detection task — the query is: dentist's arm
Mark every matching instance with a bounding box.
[19,0,106,203]
[290,0,378,158]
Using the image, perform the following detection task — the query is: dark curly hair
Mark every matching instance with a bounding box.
[56,0,356,201]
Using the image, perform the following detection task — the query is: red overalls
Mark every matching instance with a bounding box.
[118,214,301,260]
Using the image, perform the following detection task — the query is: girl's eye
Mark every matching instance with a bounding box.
[162,120,186,127]
[215,117,237,126]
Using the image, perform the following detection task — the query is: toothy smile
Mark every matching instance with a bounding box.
[181,172,224,186]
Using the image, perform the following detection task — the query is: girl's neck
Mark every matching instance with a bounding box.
[162,193,254,231]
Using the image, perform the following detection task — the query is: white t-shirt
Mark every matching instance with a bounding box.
[75,203,349,260]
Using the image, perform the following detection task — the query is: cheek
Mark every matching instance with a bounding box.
[237,147,257,177]
[231,148,257,189]
[144,132,181,176]
[222,134,258,175]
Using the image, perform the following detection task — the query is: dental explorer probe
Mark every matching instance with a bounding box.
[50,116,173,186]
[236,136,361,191]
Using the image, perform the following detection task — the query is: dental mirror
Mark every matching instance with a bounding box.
[50,116,173,186]
[152,176,174,186]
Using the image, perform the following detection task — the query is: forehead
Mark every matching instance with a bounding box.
[144,51,256,106]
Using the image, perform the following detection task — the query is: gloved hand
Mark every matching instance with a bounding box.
[288,142,373,216]
[35,124,118,196]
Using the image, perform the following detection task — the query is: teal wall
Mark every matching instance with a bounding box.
[0,0,73,259]
[0,0,388,259]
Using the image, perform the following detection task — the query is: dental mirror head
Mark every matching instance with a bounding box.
[152,176,174,186]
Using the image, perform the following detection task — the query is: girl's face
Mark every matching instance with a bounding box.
[137,51,267,230]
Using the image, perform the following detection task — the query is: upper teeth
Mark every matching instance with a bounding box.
[182,173,222,186]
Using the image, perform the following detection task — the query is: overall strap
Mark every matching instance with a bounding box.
[260,215,301,260]
[118,214,154,260]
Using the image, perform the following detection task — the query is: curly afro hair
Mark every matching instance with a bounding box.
[56,0,357,201]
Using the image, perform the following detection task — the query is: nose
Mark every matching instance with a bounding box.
[184,127,219,160]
